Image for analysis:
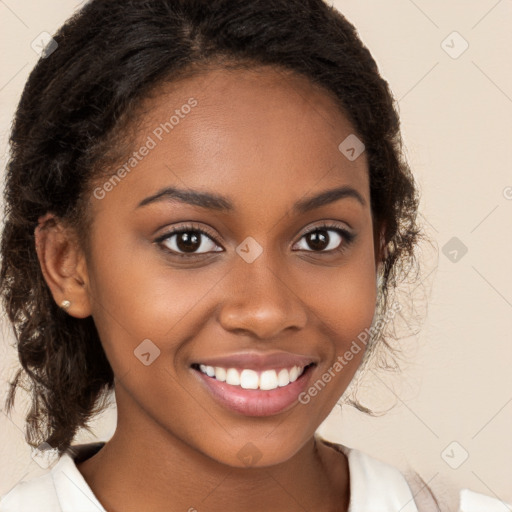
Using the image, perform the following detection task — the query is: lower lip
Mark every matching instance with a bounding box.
[193,366,314,417]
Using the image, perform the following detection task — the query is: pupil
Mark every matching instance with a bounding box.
[177,231,200,252]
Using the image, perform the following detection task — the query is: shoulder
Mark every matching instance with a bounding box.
[319,437,420,511]
[459,488,512,512]
[0,466,60,512]
[319,437,512,512]
[0,442,106,512]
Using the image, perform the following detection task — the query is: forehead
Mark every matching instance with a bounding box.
[142,65,362,157]
[93,65,369,219]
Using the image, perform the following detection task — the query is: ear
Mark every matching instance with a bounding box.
[34,213,92,319]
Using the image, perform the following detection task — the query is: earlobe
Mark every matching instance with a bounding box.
[34,213,92,319]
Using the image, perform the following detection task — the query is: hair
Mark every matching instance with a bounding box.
[1,0,429,461]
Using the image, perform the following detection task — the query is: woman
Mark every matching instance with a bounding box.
[0,1,507,510]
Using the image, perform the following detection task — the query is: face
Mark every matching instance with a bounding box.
[80,66,379,467]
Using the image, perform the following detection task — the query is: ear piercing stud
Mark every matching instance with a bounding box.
[60,300,71,310]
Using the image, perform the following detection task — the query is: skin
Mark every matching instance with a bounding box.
[35,66,385,512]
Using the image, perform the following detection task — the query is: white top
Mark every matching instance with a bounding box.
[0,441,509,512]
[458,489,512,512]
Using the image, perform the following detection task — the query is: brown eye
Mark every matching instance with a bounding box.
[294,223,355,253]
[157,226,223,255]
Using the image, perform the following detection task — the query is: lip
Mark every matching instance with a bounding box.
[191,353,317,417]
[191,350,319,372]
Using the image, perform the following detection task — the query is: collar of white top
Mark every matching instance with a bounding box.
[319,439,418,512]
[51,450,107,512]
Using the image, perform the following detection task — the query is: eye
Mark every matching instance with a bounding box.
[155,221,356,258]
[294,222,355,253]
[155,223,223,256]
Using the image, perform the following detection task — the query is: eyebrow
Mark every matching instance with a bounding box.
[136,184,366,213]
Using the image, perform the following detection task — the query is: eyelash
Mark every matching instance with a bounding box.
[155,221,356,259]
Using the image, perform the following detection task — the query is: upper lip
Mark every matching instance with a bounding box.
[192,351,319,371]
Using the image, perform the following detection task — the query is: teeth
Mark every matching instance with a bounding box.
[199,364,215,377]
[226,368,240,386]
[259,369,278,390]
[214,367,226,382]
[277,368,290,387]
[240,369,259,389]
[197,364,306,390]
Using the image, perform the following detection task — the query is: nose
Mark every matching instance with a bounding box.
[217,248,308,340]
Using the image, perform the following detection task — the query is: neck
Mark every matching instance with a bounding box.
[76,388,349,512]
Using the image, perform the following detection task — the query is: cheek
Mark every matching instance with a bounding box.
[299,245,377,406]
[84,228,227,373]
[84,240,219,432]
[306,242,378,352]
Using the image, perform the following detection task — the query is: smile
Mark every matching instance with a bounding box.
[195,364,308,390]
[191,357,317,416]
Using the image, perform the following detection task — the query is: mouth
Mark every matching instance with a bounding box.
[191,358,317,417]
[191,363,314,390]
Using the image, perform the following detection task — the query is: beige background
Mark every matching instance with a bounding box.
[1,1,511,510]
